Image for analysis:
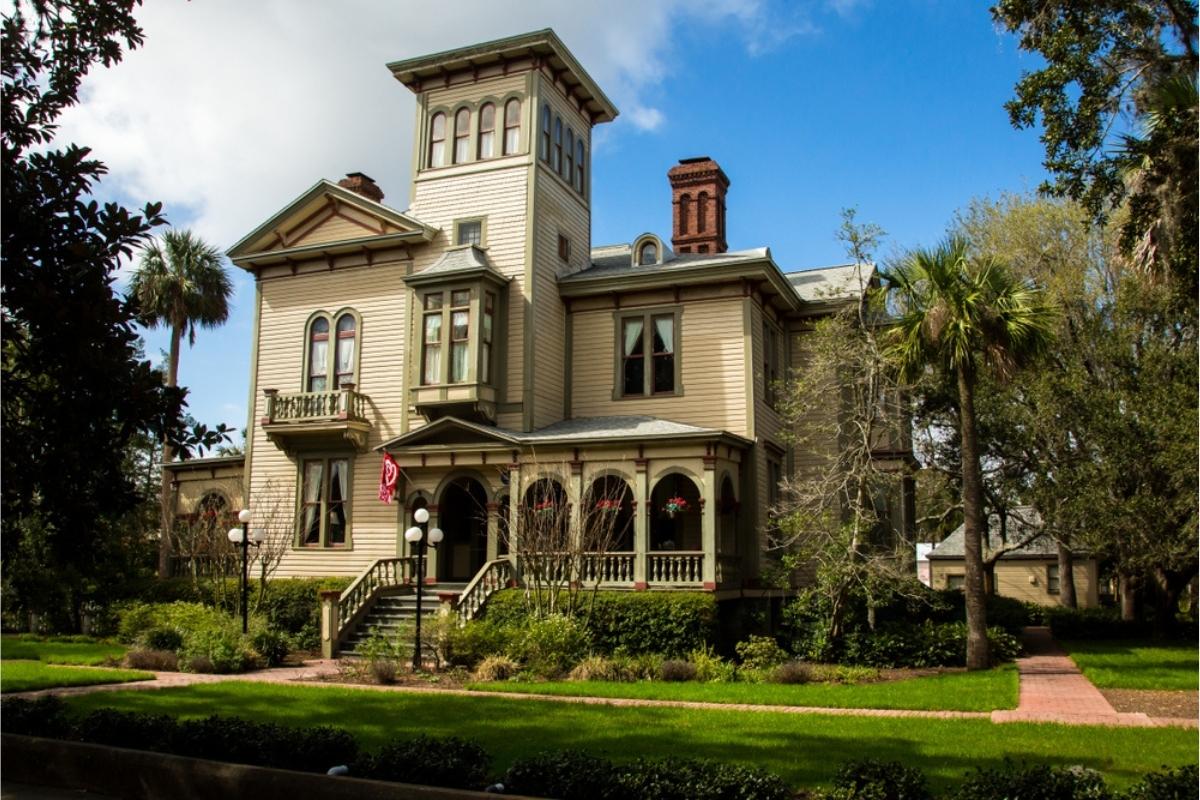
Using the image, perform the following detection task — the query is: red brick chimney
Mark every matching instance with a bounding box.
[337,172,384,204]
[668,157,729,254]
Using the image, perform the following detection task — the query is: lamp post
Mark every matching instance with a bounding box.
[227,508,264,634]
[403,507,443,672]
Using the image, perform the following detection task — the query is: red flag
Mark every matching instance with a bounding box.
[378,453,399,504]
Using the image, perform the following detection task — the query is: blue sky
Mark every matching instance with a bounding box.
[60,1,1048,444]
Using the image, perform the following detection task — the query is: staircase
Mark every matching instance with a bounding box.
[339,585,463,657]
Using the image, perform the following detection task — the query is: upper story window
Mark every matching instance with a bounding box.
[453,108,471,164]
[449,289,470,383]
[638,241,658,266]
[419,287,496,387]
[306,311,359,392]
[553,116,563,173]
[456,219,483,246]
[503,99,521,155]
[565,128,575,180]
[308,317,329,391]
[428,112,446,168]
[481,292,495,384]
[335,313,357,389]
[575,140,585,193]
[300,456,349,547]
[619,310,679,397]
[478,103,495,159]
[421,293,443,386]
[540,104,551,161]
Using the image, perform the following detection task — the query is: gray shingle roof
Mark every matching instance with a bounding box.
[522,415,725,441]
[785,263,876,302]
[927,508,1060,559]
[571,244,771,280]
[418,245,508,280]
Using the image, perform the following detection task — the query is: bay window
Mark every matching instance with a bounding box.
[422,294,443,385]
[450,289,470,383]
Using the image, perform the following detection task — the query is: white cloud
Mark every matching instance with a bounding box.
[55,0,816,248]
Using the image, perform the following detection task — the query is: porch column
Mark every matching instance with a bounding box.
[485,502,499,562]
[569,459,584,552]
[507,461,521,576]
[702,453,717,590]
[424,505,440,584]
[633,458,649,589]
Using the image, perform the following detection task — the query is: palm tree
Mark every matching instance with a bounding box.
[884,236,1053,669]
[130,229,233,576]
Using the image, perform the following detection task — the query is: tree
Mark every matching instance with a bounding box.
[130,229,233,576]
[884,238,1054,668]
[1,1,194,627]
[992,0,1198,291]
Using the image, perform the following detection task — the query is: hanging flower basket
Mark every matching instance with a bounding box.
[533,500,556,516]
[594,498,622,514]
[662,496,690,518]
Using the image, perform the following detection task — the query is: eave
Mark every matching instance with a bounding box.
[231,231,430,270]
[559,258,803,312]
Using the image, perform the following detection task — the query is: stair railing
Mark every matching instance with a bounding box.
[455,558,514,623]
[336,557,416,635]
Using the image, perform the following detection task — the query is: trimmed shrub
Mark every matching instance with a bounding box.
[839,622,1021,668]
[773,661,815,684]
[179,626,258,673]
[141,626,183,652]
[359,734,490,790]
[1121,765,1199,800]
[659,659,697,681]
[506,615,591,678]
[250,628,290,667]
[504,750,622,800]
[820,759,932,800]
[617,756,793,800]
[1041,607,1152,640]
[441,620,513,669]
[75,709,178,754]
[473,654,519,682]
[1,697,72,739]
[953,761,1111,800]
[736,635,789,670]
[568,655,632,682]
[124,648,179,671]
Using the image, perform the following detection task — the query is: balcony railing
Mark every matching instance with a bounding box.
[264,387,368,423]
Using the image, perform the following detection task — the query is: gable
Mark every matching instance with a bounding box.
[378,417,520,451]
[288,203,400,248]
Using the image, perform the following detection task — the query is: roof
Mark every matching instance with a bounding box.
[163,455,245,473]
[784,263,876,303]
[404,245,511,287]
[387,29,619,124]
[927,508,1069,560]
[579,244,769,278]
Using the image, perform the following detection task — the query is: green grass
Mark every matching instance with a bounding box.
[467,665,1018,712]
[0,660,153,693]
[60,682,1197,791]
[0,635,127,666]
[1062,639,1199,690]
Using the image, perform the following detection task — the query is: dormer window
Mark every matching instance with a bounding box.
[638,242,657,266]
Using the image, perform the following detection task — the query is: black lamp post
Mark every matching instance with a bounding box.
[227,508,263,634]
[404,507,442,672]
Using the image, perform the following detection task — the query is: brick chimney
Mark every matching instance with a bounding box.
[668,157,729,254]
[337,172,384,204]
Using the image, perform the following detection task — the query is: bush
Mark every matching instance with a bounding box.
[441,620,512,669]
[75,709,179,754]
[359,734,490,790]
[124,648,179,671]
[254,577,351,649]
[179,625,257,673]
[839,622,1021,668]
[736,635,789,670]
[568,655,633,682]
[0,697,72,739]
[612,652,663,680]
[689,647,737,683]
[485,590,717,657]
[1041,607,1151,640]
[141,626,184,652]
[1121,765,1199,800]
[250,628,290,667]
[952,761,1111,800]
[659,659,697,681]
[772,661,814,684]
[506,615,591,678]
[820,759,932,800]
[617,756,793,800]
[473,654,519,682]
[504,750,622,800]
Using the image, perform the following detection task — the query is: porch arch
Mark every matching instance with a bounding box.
[433,468,497,505]
[649,472,702,551]
[582,475,635,552]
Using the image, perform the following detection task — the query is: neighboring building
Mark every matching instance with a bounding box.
[915,542,934,587]
[927,512,1099,608]
[208,30,911,640]
[162,455,245,578]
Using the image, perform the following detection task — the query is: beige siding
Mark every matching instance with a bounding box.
[424,73,528,115]
[929,559,1100,608]
[292,214,377,247]
[569,297,748,434]
[247,258,411,577]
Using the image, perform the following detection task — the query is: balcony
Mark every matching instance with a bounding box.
[261,386,372,454]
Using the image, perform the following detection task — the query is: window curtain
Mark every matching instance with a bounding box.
[623,318,643,356]
[302,462,324,544]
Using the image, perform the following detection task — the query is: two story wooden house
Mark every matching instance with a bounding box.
[219,30,912,642]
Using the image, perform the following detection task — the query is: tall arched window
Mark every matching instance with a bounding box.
[575,140,585,193]
[540,104,551,161]
[565,128,574,180]
[477,103,495,159]
[679,194,692,234]
[503,98,521,155]
[453,107,471,164]
[553,116,563,173]
[307,317,329,391]
[334,313,356,388]
[428,112,446,168]
[697,191,709,233]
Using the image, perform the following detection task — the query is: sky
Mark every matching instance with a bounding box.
[57,0,1050,443]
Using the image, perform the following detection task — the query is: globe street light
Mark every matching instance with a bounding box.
[405,508,442,672]
[227,507,261,634]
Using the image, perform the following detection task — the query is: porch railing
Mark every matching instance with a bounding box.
[337,556,416,632]
[646,551,705,584]
[580,552,636,584]
[265,387,368,424]
[455,558,514,622]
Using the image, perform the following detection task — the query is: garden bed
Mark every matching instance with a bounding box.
[1100,688,1199,720]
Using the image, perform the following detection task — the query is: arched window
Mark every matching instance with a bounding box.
[638,241,658,266]
[565,128,574,180]
[503,98,521,155]
[575,140,585,193]
[698,192,709,233]
[197,491,229,523]
[679,194,691,234]
[307,316,329,391]
[478,103,495,159]
[553,116,563,173]
[540,104,551,161]
[428,112,446,168]
[453,107,471,164]
[334,313,356,388]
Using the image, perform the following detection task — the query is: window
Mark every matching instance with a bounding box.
[478,103,495,159]
[299,457,349,547]
[540,104,551,161]
[1047,565,1060,595]
[503,98,521,155]
[679,194,691,234]
[456,220,482,246]
[421,293,443,385]
[620,311,677,396]
[481,292,495,384]
[565,128,574,180]
[453,107,470,164]
[698,192,708,232]
[558,233,571,262]
[428,112,446,168]
[553,116,563,173]
[575,140,585,193]
[308,317,329,391]
[638,241,658,266]
[450,289,470,383]
[763,321,780,408]
[766,458,782,509]
[946,574,965,590]
[334,313,356,388]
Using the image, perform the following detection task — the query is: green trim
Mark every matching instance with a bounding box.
[742,297,757,439]
[611,305,684,400]
[560,257,802,311]
[242,279,262,508]
[299,308,363,393]
[451,216,488,248]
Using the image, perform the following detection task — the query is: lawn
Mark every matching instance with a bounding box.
[0,635,128,666]
[1062,640,1199,691]
[467,665,1018,712]
[0,661,153,693]
[61,682,1197,792]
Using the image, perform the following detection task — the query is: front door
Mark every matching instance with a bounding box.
[437,477,489,582]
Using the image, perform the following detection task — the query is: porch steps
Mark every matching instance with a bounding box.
[340,585,463,657]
